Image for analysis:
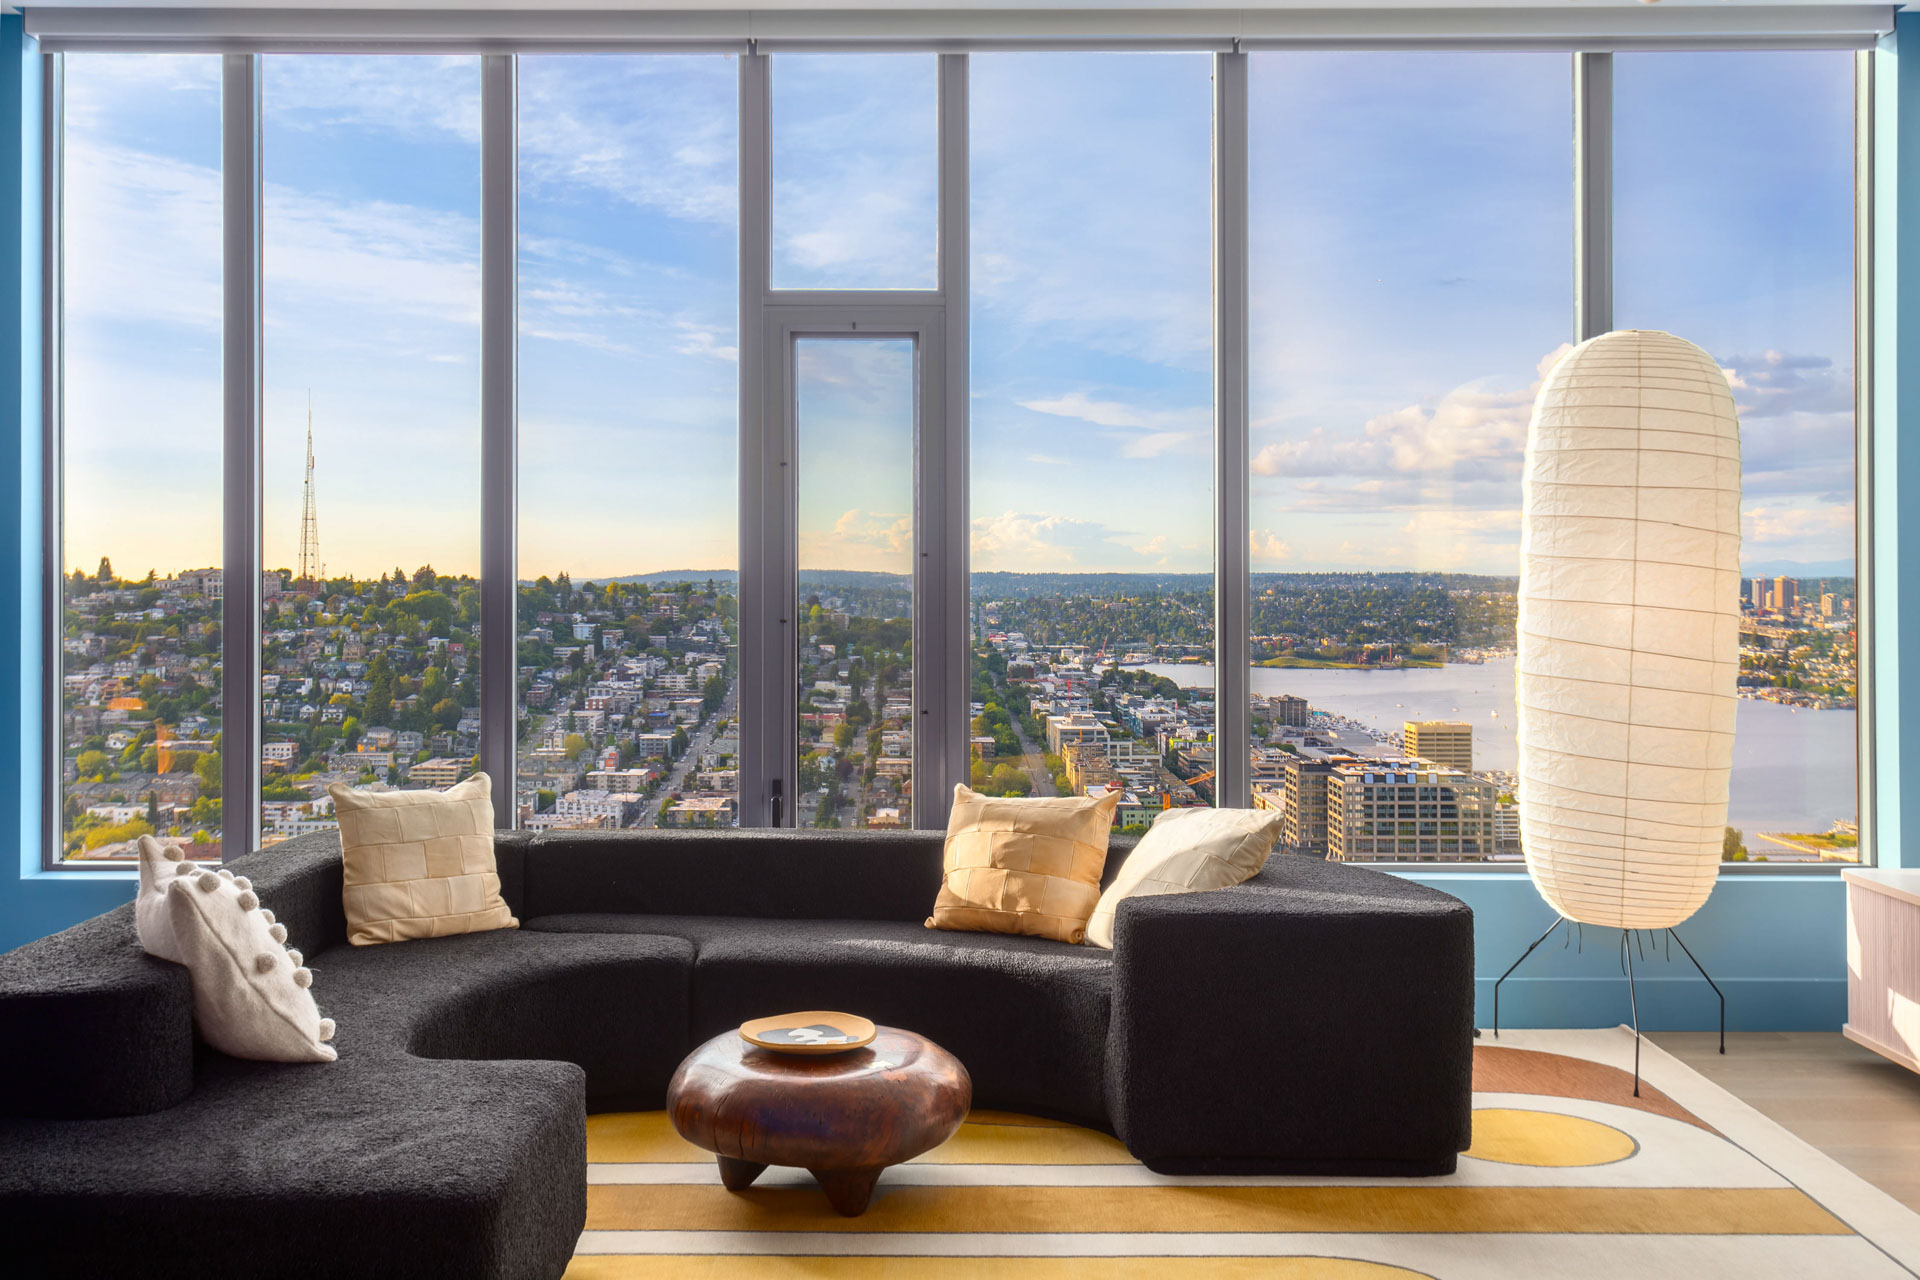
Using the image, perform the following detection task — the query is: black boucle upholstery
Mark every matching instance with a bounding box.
[527,913,1115,1126]
[1106,854,1476,1176]
[3,827,1473,1278]
[519,828,1140,923]
[309,927,693,1112]
[0,903,195,1119]
[0,1052,585,1280]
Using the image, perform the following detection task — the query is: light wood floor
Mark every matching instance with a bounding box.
[1654,1031,1920,1213]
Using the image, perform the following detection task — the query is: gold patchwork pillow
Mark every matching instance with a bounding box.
[328,773,517,946]
[927,784,1121,944]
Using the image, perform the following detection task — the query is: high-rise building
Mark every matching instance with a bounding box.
[1269,693,1309,727]
[1326,763,1498,862]
[1404,720,1473,773]
[1277,754,1360,856]
[1821,592,1837,618]
[1774,576,1798,614]
[1748,577,1767,610]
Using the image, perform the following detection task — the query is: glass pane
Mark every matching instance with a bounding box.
[58,55,224,863]
[259,55,483,845]
[796,338,915,829]
[517,54,740,832]
[969,53,1216,830]
[770,54,937,290]
[1616,52,1859,864]
[1246,52,1572,862]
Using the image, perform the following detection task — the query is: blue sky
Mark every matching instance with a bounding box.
[62,49,1858,582]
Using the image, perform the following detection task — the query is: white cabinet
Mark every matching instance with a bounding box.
[1845,869,1920,1074]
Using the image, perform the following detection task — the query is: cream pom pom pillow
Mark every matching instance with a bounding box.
[166,864,337,1063]
[1084,806,1285,949]
[134,833,194,963]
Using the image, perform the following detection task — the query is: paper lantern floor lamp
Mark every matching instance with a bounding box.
[1491,330,1739,1093]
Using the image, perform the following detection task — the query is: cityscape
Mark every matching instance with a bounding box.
[59,560,1857,865]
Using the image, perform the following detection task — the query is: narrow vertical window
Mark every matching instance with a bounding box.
[1615,52,1859,865]
[1246,52,1572,861]
[517,55,740,831]
[968,53,1216,827]
[57,55,224,863]
[794,338,918,829]
[259,56,483,843]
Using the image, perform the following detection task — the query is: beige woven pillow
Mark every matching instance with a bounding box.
[1084,805,1284,949]
[328,773,517,946]
[927,784,1121,944]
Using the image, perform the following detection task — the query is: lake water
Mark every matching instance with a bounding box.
[1141,658,1858,838]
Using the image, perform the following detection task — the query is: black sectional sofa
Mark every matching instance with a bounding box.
[0,828,1475,1279]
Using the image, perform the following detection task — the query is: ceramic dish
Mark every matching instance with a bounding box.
[739,1011,878,1055]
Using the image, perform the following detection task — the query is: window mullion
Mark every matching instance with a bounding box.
[1574,50,1613,341]
[1214,49,1251,809]
[479,53,517,829]
[220,52,262,860]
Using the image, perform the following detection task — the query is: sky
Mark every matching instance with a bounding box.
[61,49,1859,583]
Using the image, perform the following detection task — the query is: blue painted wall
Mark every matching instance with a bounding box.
[0,16,1884,1034]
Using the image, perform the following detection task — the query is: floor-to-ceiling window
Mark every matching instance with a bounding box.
[257,55,483,844]
[516,54,740,832]
[968,53,1215,827]
[54,54,224,863]
[1614,51,1860,864]
[1245,52,1572,862]
[39,41,1870,867]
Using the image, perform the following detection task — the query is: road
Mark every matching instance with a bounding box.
[1008,710,1059,797]
[638,681,737,825]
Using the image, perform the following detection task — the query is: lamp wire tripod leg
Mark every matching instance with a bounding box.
[1493,916,1565,1040]
[1667,927,1726,1056]
[1623,929,1642,1098]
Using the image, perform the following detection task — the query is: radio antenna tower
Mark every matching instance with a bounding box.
[296,393,321,592]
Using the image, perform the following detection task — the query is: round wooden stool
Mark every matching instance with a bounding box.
[666,1025,971,1216]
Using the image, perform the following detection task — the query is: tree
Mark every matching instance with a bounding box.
[432,698,463,730]
[671,727,689,758]
[832,722,855,751]
[194,750,222,798]
[75,749,112,780]
[563,733,588,760]
[1722,826,1747,862]
[989,763,1032,796]
[96,556,114,585]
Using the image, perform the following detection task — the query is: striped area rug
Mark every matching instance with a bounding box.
[565,1029,1920,1279]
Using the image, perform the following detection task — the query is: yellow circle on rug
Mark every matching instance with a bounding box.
[1468,1107,1637,1167]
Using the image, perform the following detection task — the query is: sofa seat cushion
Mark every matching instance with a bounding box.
[309,926,695,1111]
[525,913,1114,1126]
[0,1050,585,1280]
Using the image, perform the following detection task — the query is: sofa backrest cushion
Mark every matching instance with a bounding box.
[518,828,1139,924]
[0,903,195,1119]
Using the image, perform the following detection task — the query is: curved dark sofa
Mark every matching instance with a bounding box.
[0,828,1475,1279]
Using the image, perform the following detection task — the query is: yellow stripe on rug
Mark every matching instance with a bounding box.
[584,1183,1850,1236]
[587,1110,1131,1166]
[565,1257,1432,1280]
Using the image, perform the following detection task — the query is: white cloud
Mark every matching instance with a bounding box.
[1743,502,1855,553]
[1018,393,1210,459]
[1249,529,1291,566]
[799,509,913,574]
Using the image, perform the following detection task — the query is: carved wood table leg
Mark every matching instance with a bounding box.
[811,1166,883,1217]
[716,1155,768,1191]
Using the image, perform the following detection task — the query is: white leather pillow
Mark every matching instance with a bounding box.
[1084,806,1285,949]
[166,864,337,1063]
[134,834,193,963]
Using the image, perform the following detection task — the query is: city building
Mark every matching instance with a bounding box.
[1774,576,1799,614]
[1278,754,1362,857]
[1403,721,1473,773]
[1325,763,1498,862]
[408,757,467,789]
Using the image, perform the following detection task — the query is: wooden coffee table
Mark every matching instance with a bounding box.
[667,1025,972,1216]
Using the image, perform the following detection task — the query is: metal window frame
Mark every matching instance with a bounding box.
[1214,49,1251,810]
[738,50,966,831]
[220,52,263,861]
[479,53,517,829]
[37,51,61,871]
